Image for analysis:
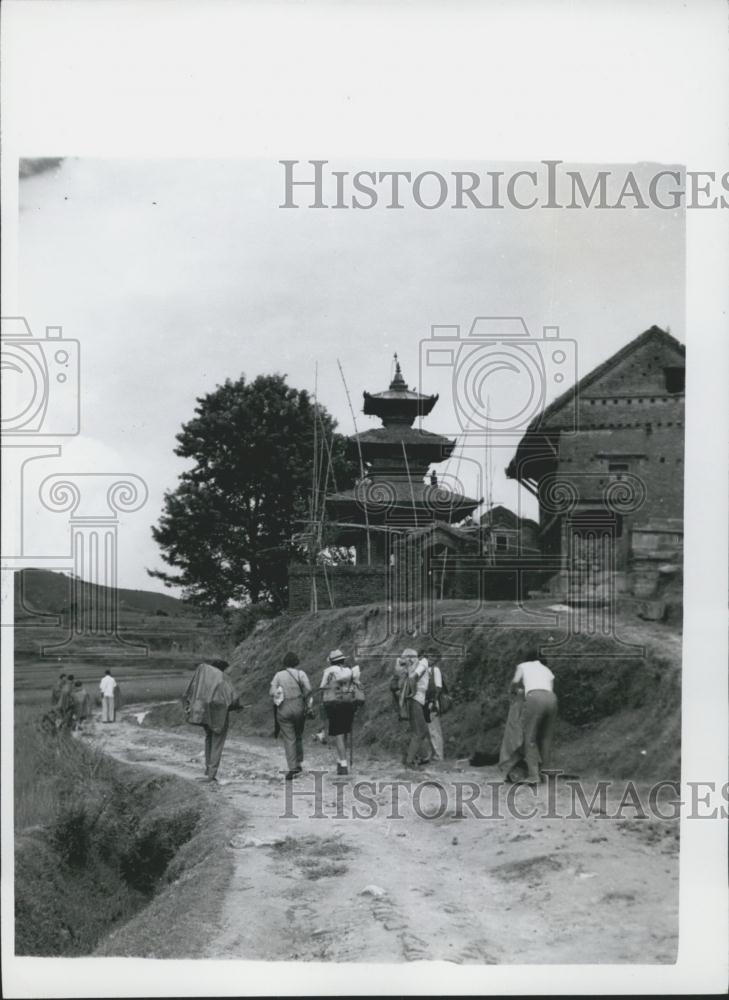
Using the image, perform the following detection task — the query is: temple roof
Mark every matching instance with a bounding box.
[352,425,455,450]
[363,354,438,426]
[327,478,481,520]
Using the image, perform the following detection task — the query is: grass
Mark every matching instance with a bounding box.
[273,834,348,858]
[272,834,351,880]
[14,704,116,832]
[14,699,233,956]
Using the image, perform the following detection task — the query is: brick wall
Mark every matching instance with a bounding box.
[554,417,683,570]
[288,564,389,612]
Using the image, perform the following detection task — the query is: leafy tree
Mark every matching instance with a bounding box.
[149,373,357,612]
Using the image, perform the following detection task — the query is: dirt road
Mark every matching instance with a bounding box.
[92,707,678,964]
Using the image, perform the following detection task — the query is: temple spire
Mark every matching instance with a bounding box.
[389,352,407,391]
[363,355,439,427]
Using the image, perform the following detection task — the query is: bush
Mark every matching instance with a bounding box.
[227,602,277,645]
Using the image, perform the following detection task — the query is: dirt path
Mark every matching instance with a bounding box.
[90,707,678,964]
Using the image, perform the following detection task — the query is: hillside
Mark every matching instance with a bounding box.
[14,569,189,619]
[146,599,682,781]
[13,569,227,661]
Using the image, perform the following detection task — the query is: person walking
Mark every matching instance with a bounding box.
[183,658,242,784]
[58,674,75,729]
[99,669,117,723]
[511,648,558,784]
[320,649,362,776]
[399,648,431,768]
[270,651,312,780]
[71,680,91,731]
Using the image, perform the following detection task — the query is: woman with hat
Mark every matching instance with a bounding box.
[269,651,312,780]
[319,648,361,775]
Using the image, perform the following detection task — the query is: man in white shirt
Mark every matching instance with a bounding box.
[511,649,557,783]
[99,669,117,723]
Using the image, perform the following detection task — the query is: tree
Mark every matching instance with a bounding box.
[149,373,357,613]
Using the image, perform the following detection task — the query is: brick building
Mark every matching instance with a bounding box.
[506,325,685,597]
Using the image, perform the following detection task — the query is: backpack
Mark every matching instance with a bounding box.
[438,674,453,715]
[425,666,438,709]
[323,666,365,706]
[426,666,453,715]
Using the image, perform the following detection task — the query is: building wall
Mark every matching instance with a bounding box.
[288,564,388,612]
[490,522,539,554]
[553,421,684,567]
[289,551,550,610]
[540,334,684,572]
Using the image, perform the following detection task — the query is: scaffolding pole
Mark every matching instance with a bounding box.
[337,358,372,565]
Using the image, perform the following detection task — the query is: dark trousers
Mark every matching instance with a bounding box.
[523,690,558,782]
[405,700,431,765]
[203,715,229,778]
[277,699,305,771]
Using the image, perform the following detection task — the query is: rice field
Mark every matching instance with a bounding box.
[15,656,197,709]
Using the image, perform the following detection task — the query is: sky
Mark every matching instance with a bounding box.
[15,158,685,593]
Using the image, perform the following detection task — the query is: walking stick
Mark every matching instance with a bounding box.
[348,729,354,771]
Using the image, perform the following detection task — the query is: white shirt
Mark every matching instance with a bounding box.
[99,675,117,697]
[513,660,554,694]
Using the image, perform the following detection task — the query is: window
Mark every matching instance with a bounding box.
[495,535,508,552]
[664,367,685,394]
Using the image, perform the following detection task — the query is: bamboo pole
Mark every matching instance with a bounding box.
[337,358,371,566]
[401,439,418,528]
[311,364,319,614]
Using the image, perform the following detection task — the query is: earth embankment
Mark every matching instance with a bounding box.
[145,599,681,781]
[15,736,233,956]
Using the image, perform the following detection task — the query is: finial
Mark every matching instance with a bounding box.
[389,352,406,390]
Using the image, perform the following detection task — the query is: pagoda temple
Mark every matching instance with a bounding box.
[326,356,482,564]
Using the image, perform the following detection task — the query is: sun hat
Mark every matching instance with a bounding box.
[401,647,418,659]
[328,649,346,664]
